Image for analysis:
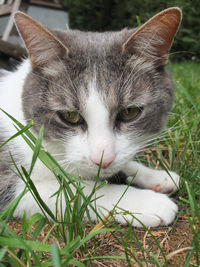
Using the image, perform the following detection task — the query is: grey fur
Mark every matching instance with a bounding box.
[0,10,180,211]
[22,28,174,140]
[0,142,20,211]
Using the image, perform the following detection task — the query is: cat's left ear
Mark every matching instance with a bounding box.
[122,7,182,65]
[14,12,68,68]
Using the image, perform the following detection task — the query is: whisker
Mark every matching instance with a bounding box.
[31,72,76,101]
[56,56,78,95]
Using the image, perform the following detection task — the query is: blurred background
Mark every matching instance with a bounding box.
[0,0,199,70]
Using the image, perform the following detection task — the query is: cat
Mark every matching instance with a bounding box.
[0,7,181,227]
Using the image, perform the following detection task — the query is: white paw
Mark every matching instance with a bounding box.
[151,170,180,193]
[127,169,180,193]
[115,189,178,227]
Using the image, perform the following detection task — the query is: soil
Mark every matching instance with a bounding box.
[6,213,199,266]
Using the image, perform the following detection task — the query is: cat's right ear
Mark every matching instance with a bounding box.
[14,12,68,68]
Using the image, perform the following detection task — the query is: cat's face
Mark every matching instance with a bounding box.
[14,9,181,179]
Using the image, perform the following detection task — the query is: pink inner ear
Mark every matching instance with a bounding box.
[122,8,182,58]
[14,12,68,67]
[148,10,181,55]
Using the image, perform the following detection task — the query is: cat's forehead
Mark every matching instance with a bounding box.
[53,29,135,55]
[26,29,166,112]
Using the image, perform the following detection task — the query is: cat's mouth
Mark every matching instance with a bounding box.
[74,160,125,180]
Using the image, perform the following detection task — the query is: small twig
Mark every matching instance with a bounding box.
[142,227,150,262]
[159,246,193,265]
[143,228,149,250]
[7,248,26,267]
[177,238,187,249]
[89,213,112,235]
[166,247,193,260]
[155,227,172,260]
[112,243,127,253]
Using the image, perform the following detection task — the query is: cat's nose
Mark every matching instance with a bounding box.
[92,155,115,168]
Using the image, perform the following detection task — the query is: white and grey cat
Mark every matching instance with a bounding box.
[0,8,181,227]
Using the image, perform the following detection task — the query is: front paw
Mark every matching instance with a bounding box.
[116,189,178,227]
[151,170,180,193]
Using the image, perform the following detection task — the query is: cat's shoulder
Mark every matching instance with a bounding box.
[0,59,30,99]
[0,59,31,84]
[0,59,30,126]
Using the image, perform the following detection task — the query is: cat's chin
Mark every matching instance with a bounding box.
[71,163,125,181]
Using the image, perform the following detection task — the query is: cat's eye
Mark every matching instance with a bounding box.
[118,107,141,121]
[59,111,83,124]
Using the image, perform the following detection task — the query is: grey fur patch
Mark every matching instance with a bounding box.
[0,144,18,211]
[22,28,174,142]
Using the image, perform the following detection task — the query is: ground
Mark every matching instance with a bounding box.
[6,206,199,266]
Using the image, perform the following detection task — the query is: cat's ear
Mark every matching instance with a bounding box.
[122,7,182,64]
[14,12,68,67]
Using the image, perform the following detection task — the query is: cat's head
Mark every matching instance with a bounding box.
[14,8,181,179]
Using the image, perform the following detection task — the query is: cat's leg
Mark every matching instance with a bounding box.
[83,181,178,227]
[13,178,178,227]
[13,178,64,218]
[122,161,180,193]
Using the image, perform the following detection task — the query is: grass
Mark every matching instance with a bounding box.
[0,61,199,266]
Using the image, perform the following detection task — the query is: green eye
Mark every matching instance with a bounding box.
[60,111,82,124]
[119,107,141,121]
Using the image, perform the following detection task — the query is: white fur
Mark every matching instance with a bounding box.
[13,179,178,227]
[85,83,115,167]
[0,61,179,227]
[62,75,140,178]
[124,161,180,193]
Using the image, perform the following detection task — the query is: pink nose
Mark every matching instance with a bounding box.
[92,156,115,169]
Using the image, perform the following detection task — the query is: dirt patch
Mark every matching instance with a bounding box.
[87,217,197,266]
[6,214,199,266]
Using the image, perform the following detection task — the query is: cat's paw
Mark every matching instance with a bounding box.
[126,169,180,193]
[150,170,180,193]
[116,190,178,227]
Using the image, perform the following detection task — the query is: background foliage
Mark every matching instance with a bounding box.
[63,0,200,61]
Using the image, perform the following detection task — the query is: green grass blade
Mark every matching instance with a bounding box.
[0,188,27,236]
[176,83,198,112]
[33,217,47,238]
[0,247,7,261]
[21,166,56,220]
[67,260,86,267]
[82,255,126,261]
[0,108,36,143]
[0,120,34,150]
[51,243,61,267]
[184,249,194,267]
[0,236,51,252]
[29,125,44,176]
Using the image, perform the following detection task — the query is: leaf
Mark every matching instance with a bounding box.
[33,218,47,238]
[21,166,56,220]
[67,260,86,267]
[0,247,7,261]
[0,237,51,252]
[0,188,28,235]
[29,125,44,176]
[0,119,34,150]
